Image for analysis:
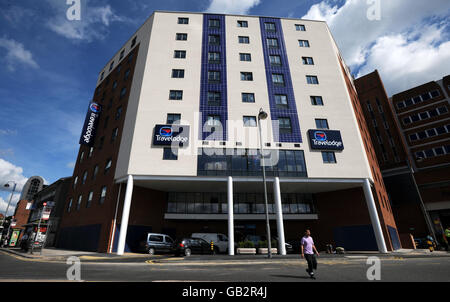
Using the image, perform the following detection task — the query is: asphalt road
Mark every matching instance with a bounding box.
[0,251,449,282]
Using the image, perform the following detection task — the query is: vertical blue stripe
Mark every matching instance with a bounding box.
[259,18,302,143]
[199,14,228,141]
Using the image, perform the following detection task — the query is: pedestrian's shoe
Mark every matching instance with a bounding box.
[310,272,315,279]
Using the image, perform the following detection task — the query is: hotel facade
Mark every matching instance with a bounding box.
[57,11,400,254]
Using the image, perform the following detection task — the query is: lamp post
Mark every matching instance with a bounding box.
[257,108,272,259]
[407,158,437,243]
[1,181,17,246]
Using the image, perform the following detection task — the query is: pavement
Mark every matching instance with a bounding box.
[1,246,448,264]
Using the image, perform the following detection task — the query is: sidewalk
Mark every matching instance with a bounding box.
[1,247,448,263]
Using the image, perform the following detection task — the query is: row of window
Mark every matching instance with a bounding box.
[415,145,450,160]
[408,124,450,142]
[67,186,107,213]
[100,37,136,81]
[396,89,441,110]
[171,68,318,86]
[73,158,112,189]
[402,106,448,125]
[177,17,307,32]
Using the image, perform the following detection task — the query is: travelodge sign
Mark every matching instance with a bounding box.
[307,129,344,151]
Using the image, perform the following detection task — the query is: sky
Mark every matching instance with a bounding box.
[0,0,449,215]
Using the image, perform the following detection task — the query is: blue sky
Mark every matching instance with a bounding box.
[0,0,449,214]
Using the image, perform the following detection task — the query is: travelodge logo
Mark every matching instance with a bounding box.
[153,124,190,147]
[90,103,100,113]
[308,129,344,151]
[314,131,327,141]
[159,127,173,137]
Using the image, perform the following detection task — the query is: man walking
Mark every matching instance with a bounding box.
[444,226,450,251]
[301,229,319,279]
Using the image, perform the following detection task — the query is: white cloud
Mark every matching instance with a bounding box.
[0,129,17,136]
[0,159,28,193]
[0,37,39,71]
[0,194,20,217]
[47,4,132,42]
[206,0,261,15]
[303,0,450,95]
[66,162,75,169]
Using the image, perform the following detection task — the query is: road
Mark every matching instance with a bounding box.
[0,251,449,282]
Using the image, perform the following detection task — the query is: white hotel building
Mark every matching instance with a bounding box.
[58,11,401,254]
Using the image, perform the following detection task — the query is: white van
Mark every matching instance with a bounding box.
[191,233,229,253]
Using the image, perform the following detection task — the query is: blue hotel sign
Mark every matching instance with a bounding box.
[153,124,190,147]
[307,129,344,151]
[79,102,102,146]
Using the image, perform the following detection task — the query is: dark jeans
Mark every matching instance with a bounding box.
[305,254,317,273]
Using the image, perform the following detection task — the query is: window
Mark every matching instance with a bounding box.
[109,61,114,71]
[176,33,187,41]
[272,73,284,86]
[267,38,278,48]
[240,72,253,81]
[86,191,93,208]
[127,51,134,63]
[80,151,84,163]
[237,20,248,27]
[92,165,98,180]
[322,151,336,163]
[88,146,94,158]
[163,147,178,160]
[174,50,186,59]
[438,106,448,114]
[76,195,82,211]
[131,36,137,47]
[208,19,220,28]
[112,81,117,90]
[82,171,87,185]
[120,87,127,98]
[207,91,221,106]
[73,176,78,189]
[315,119,329,129]
[269,55,282,66]
[111,128,118,142]
[302,57,314,65]
[239,53,251,62]
[208,52,220,63]
[115,106,123,120]
[430,90,440,98]
[67,198,72,213]
[264,22,276,32]
[124,69,131,80]
[278,117,292,134]
[208,71,221,82]
[298,40,310,47]
[306,75,319,84]
[243,116,257,127]
[178,17,189,24]
[105,159,112,174]
[117,64,122,73]
[169,90,183,100]
[295,24,306,31]
[172,69,185,78]
[100,72,104,81]
[421,92,431,101]
[167,113,181,124]
[242,93,255,103]
[99,186,107,204]
[208,34,220,45]
[310,96,323,106]
[238,36,250,44]
[274,94,288,109]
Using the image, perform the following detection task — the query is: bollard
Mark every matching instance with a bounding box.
[210,241,214,254]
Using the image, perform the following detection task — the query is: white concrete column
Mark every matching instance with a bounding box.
[362,178,388,253]
[273,177,286,255]
[227,176,234,256]
[117,175,134,255]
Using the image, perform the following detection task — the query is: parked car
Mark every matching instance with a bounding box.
[191,233,230,254]
[175,238,215,256]
[138,233,175,255]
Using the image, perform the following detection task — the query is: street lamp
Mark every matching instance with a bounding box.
[257,108,272,259]
[1,181,17,246]
[407,157,437,243]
